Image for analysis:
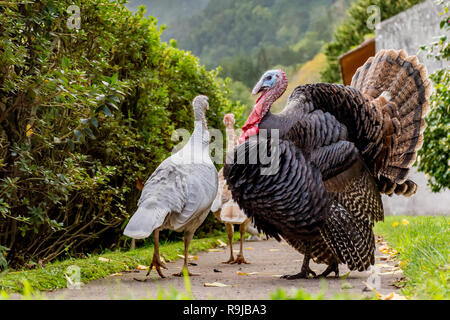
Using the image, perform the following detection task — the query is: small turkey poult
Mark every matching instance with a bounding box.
[211,114,261,264]
[224,50,431,279]
[124,95,218,278]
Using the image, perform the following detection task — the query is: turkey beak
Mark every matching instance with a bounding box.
[252,79,265,95]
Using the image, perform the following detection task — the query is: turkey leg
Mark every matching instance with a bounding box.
[231,218,250,264]
[173,231,200,277]
[147,229,168,278]
[222,223,235,264]
[281,242,316,279]
[316,260,339,278]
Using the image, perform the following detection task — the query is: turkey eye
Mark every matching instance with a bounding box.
[266,76,272,80]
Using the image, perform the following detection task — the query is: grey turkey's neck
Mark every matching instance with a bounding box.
[194,108,208,129]
[191,120,210,146]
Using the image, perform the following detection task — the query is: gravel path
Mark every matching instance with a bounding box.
[40,237,404,300]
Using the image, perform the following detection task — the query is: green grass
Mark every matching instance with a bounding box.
[0,232,241,294]
[374,215,449,300]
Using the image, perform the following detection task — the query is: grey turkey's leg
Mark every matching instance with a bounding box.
[232,218,250,264]
[281,241,316,279]
[316,260,339,278]
[222,223,235,264]
[173,231,200,277]
[147,229,167,278]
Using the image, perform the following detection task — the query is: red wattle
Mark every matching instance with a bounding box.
[239,94,266,144]
[238,126,259,144]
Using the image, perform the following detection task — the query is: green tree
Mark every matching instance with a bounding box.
[417,2,449,192]
[321,0,424,83]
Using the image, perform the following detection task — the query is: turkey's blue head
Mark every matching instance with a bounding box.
[239,69,288,143]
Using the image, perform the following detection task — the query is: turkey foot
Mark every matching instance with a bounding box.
[146,255,168,278]
[281,265,316,279]
[145,229,167,278]
[173,267,200,277]
[315,262,339,278]
[231,254,249,264]
[222,256,235,264]
[173,231,199,277]
[229,220,250,264]
[282,242,315,279]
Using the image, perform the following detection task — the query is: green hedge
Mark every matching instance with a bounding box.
[0,0,238,269]
[417,2,449,192]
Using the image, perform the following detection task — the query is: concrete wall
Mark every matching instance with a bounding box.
[376,0,447,74]
[375,0,449,215]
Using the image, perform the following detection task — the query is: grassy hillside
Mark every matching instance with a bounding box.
[273,53,327,112]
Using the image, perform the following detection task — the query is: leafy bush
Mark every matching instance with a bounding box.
[417,2,449,192]
[321,0,424,83]
[0,0,237,269]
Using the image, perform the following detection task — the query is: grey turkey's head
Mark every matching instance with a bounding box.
[193,95,209,117]
[193,95,209,127]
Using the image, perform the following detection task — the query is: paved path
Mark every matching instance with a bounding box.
[41,237,404,300]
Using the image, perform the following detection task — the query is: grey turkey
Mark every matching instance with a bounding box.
[124,95,218,278]
[224,50,431,278]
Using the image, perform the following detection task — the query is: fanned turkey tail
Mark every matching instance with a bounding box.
[351,49,432,196]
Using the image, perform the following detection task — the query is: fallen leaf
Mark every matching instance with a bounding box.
[217,239,228,247]
[213,269,222,273]
[269,249,280,252]
[237,271,248,276]
[208,249,223,252]
[98,257,110,262]
[377,292,403,300]
[177,254,197,260]
[245,247,254,250]
[110,273,123,276]
[26,124,33,137]
[390,293,408,300]
[204,282,231,287]
[136,265,149,270]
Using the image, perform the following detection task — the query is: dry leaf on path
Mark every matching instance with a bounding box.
[136,265,149,270]
[110,273,123,276]
[237,271,248,276]
[245,247,254,250]
[208,249,223,252]
[269,249,280,252]
[376,291,407,300]
[204,282,231,287]
[217,239,228,247]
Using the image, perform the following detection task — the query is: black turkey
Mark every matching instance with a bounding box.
[224,50,431,278]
